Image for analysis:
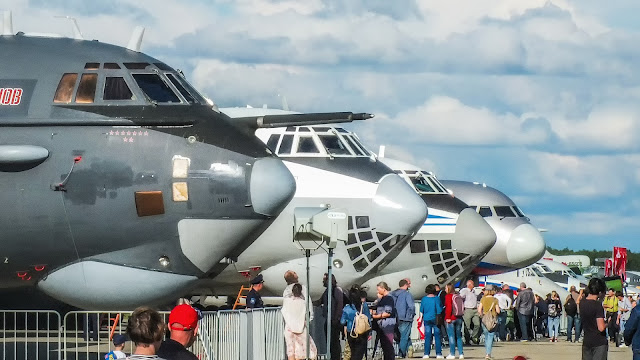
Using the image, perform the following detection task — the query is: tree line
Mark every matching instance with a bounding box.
[547,247,639,272]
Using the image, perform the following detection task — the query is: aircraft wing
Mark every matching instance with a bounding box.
[233,112,374,129]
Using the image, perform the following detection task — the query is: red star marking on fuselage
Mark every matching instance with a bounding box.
[123,137,128,142]
[109,130,114,135]
[144,131,149,136]
[129,137,134,142]
[115,131,120,136]
[127,131,131,136]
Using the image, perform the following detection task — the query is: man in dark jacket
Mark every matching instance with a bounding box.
[391,278,415,358]
[624,303,640,359]
[318,273,344,360]
[514,283,535,341]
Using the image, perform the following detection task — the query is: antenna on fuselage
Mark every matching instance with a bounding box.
[127,26,145,52]
[2,11,12,36]
[54,16,83,39]
[378,145,386,158]
[278,94,290,111]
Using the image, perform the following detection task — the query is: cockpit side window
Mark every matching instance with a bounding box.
[103,77,134,101]
[166,74,195,103]
[478,206,492,217]
[350,136,370,156]
[344,135,366,156]
[428,176,447,193]
[494,206,516,218]
[266,134,280,152]
[296,136,320,154]
[513,206,525,217]
[318,134,351,155]
[411,176,436,193]
[124,63,151,70]
[132,74,180,103]
[75,74,98,104]
[53,73,78,103]
[278,134,294,155]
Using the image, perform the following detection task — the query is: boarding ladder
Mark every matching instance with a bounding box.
[232,285,252,310]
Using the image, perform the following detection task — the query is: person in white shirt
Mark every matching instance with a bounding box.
[459,280,481,345]
[494,288,512,341]
[283,270,313,321]
[282,284,318,360]
[618,291,633,348]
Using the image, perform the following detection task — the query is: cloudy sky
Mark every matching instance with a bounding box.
[4,0,639,252]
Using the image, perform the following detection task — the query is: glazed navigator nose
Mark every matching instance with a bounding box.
[453,208,496,254]
[371,174,428,235]
[506,223,546,267]
[249,157,296,216]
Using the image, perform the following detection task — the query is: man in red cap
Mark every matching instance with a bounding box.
[157,304,201,360]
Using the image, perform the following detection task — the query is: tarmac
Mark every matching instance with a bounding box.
[415,340,632,360]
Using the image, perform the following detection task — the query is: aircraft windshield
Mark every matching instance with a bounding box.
[318,134,352,155]
[513,206,526,217]
[495,206,516,218]
[132,74,180,103]
[411,175,436,193]
[532,267,544,277]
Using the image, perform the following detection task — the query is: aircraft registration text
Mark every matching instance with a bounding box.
[0,88,23,105]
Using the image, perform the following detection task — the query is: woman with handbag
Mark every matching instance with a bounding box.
[419,284,444,359]
[341,286,372,360]
[478,285,500,360]
[282,284,318,360]
[444,284,464,359]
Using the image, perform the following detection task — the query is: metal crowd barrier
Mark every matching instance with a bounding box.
[0,308,288,360]
[0,310,61,360]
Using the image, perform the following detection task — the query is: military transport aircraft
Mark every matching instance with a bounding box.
[202,109,428,298]
[0,20,373,309]
[440,181,546,276]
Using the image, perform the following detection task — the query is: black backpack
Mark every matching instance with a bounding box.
[564,296,577,316]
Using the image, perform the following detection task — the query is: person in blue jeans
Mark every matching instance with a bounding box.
[444,284,464,359]
[419,284,443,359]
[478,285,500,360]
[391,278,415,358]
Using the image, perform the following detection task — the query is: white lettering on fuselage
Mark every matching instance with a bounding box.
[0,88,23,105]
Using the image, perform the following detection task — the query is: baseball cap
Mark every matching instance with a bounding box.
[112,334,127,346]
[168,304,201,331]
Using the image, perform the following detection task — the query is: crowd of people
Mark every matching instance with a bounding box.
[104,273,640,360]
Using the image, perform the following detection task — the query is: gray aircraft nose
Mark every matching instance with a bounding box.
[249,157,296,216]
[506,223,546,266]
[453,208,497,254]
[371,174,428,235]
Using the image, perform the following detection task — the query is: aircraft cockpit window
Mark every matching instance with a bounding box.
[132,74,180,103]
[278,134,294,154]
[513,206,525,217]
[104,63,121,69]
[125,62,151,70]
[428,176,447,193]
[411,176,436,193]
[104,77,134,101]
[350,136,370,156]
[166,74,195,103]
[533,268,544,277]
[314,127,331,132]
[296,136,320,154]
[299,127,311,132]
[266,134,279,152]
[75,74,98,104]
[494,206,516,218]
[318,134,351,155]
[478,206,492,217]
[344,135,367,156]
[53,73,78,103]
[336,128,349,133]
[84,63,100,70]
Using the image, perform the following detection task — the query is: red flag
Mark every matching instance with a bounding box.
[613,247,628,280]
[605,258,613,277]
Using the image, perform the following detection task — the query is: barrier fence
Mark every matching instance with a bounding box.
[0,309,285,360]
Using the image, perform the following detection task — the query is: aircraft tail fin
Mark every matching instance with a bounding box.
[2,11,12,36]
[54,16,83,40]
[127,26,145,52]
[235,112,374,129]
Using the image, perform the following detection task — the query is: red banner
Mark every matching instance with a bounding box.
[614,247,628,280]
[605,258,613,277]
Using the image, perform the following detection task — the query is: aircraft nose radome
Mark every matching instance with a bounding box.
[371,174,428,235]
[453,208,496,253]
[249,158,296,216]
[506,223,546,267]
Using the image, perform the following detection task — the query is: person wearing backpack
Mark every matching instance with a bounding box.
[390,278,415,358]
[478,285,500,360]
[419,284,444,359]
[341,285,372,360]
[444,284,464,359]
[565,286,581,342]
[547,291,562,342]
